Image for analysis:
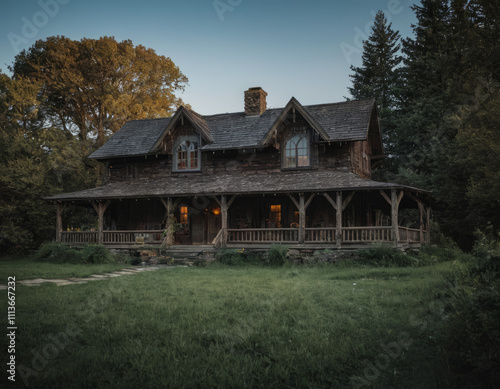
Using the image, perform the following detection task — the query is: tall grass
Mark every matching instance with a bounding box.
[0,263,454,388]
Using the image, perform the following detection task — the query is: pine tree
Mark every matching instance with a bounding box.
[348,11,402,170]
[348,10,402,110]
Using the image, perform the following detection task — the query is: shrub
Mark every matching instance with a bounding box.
[439,230,500,387]
[357,244,417,267]
[412,245,466,266]
[112,252,134,264]
[158,257,174,265]
[216,249,245,266]
[81,245,114,264]
[130,257,141,266]
[268,244,289,267]
[35,242,82,263]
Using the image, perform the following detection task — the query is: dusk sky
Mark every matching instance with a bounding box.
[0,0,418,115]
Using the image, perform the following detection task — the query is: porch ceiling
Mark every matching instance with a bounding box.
[45,170,430,202]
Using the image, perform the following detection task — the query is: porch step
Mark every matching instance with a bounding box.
[163,245,216,261]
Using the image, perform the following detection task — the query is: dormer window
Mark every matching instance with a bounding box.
[174,137,200,171]
[284,134,309,168]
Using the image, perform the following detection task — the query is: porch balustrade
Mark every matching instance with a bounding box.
[61,230,163,245]
[60,226,426,246]
[398,227,426,244]
[341,227,393,243]
[61,231,98,244]
[227,228,299,243]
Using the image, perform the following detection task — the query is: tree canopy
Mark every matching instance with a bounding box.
[349,0,500,248]
[11,36,188,146]
[1,36,188,251]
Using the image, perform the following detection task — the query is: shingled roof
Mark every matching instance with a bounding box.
[45,169,429,202]
[89,118,171,159]
[89,98,377,159]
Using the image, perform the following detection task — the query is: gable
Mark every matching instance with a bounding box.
[151,106,213,153]
[89,98,381,159]
[260,98,330,146]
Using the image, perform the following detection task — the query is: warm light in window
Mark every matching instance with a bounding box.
[180,206,188,225]
[212,207,221,216]
[269,205,282,228]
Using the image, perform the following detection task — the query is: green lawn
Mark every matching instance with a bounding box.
[1,262,454,388]
[0,258,131,280]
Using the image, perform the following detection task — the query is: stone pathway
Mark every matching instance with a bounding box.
[0,266,181,290]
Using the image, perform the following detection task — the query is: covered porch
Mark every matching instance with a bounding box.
[52,186,431,250]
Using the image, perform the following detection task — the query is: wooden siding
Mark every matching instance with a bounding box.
[104,118,371,184]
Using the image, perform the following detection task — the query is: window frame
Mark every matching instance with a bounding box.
[173,136,201,172]
[283,134,310,169]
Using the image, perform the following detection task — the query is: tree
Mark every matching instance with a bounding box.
[11,36,189,146]
[348,10,402,110]
[348,10,402,169]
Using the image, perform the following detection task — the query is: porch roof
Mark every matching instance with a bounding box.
[45,169,430,202]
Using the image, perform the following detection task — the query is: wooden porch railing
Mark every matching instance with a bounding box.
[305,227,393,243]
[342,227,393,243]
[61,231,98,244]
[61,230,163,245]
[212,229,224,248]
[398,227,427,244]
[227,228,299,243]
[61,226,427,246]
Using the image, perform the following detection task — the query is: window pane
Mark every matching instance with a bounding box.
[177,143,187,170]
[285,135,308,168]
[180,206,188,226]
[189,142,198,169]
[269,205,281,228]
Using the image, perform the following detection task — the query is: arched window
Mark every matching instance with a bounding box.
[175,139,200,171]
[284,135,309,168]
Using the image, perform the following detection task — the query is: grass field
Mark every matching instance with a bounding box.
[0,261,455,388]
[0,257,131,280]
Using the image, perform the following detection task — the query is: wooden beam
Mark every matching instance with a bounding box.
[299,194,305,244]
[342,191,355,211]
[288,194,300,210]
[227,195,237,209]
[380,190,391,206]
[426,205,431,245]
[92,200,111,245]
[56,203,65,243]
[391,189,399,245]
[211,196,221,207]
[164,198,174,247]
[221,195,228,247]
[323,193,338,210]
[336,192,343,247]
[305,194,315,209]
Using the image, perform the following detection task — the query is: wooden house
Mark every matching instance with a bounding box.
[46,87,431,250]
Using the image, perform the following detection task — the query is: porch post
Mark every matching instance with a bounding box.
[221,195,228,247]
[165,198,174,247]
[336,192,343,248]
[391,189,400,245]
[426,205,431,244]
[92,200,111,245]
[299,194,305,244]
[56,202,64,243]
[417,201,425,244]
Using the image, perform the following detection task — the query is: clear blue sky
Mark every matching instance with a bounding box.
[0,0,418,115]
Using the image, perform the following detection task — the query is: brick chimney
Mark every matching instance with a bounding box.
[244,87,267,116]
